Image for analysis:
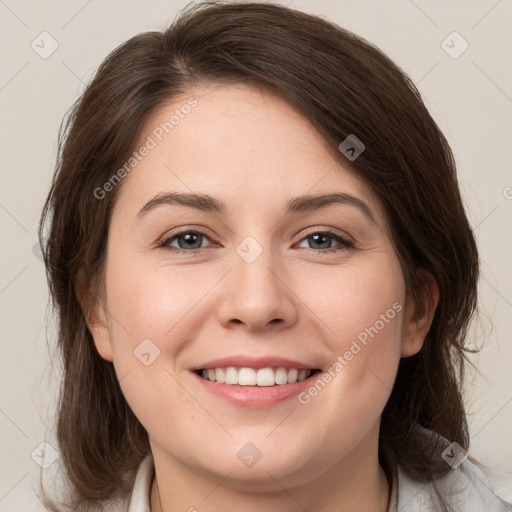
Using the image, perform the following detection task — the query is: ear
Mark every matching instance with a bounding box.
[75,272,114,362]
[401,269,440,358]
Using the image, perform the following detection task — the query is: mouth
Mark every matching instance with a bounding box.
[190,366,323,408]
[192,367,323,386]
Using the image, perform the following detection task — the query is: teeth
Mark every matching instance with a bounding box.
[225,367,238,384]
[239,367,257,385]
[215,368,226,383]
[275,367,288,385]
[199,367,313,386]
[256,368,274,386]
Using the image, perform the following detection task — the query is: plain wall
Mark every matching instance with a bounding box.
[0,0,511,509]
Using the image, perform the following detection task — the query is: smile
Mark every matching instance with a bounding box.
[195,366,321,386]
[191,367,323,408]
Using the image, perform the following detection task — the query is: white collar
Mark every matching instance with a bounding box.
[395,456,512,511]
[127,453,153,512]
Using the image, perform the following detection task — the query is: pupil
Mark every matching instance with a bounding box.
[311,233,331,249]
[179,233,201,249]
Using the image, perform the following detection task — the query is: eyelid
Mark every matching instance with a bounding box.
[298,226,354,245]
[157,225,217,245]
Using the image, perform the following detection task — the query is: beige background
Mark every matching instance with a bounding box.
[0,0,511,509]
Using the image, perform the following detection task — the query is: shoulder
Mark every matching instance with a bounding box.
[99,454,154,511]
[23,455,153,512]
[397,453,512,511]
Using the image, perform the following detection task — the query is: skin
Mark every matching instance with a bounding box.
[84,83,439,512]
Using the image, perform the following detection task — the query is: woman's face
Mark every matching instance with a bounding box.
[89,83,425,492]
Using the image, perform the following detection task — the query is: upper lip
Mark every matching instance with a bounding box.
[190,355,319,371]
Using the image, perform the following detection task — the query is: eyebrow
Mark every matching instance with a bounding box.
[135,191,376,224]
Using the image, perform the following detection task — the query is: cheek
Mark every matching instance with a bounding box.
[301,254,404,341]
[104,258,222,399]
[288,259,404,458]
[103,262,200,436]
[106,258,199,341]
[333,273,403,364]
[298,255,405,397]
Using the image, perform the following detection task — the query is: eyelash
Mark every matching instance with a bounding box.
[158,228,355,255]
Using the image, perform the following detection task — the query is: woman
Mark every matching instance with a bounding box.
[37,1,511,511]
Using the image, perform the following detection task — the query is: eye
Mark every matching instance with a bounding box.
[159,228,354,255]
[296,229,354,253]
[160,230,213,254]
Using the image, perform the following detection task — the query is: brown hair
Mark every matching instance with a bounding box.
[38,1,479,510]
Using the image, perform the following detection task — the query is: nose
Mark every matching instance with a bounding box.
[215,245,298,332]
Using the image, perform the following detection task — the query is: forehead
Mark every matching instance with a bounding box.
[114,83,385,223]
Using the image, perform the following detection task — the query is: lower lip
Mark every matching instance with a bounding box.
[190,371,322,408]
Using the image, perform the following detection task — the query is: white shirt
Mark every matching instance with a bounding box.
[126,450,512,511]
